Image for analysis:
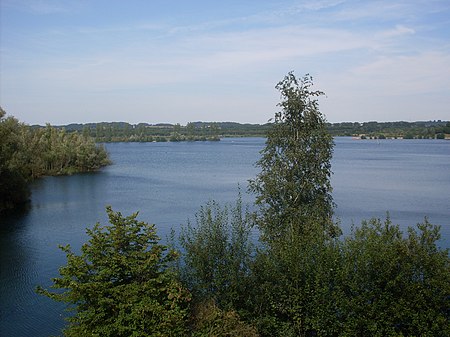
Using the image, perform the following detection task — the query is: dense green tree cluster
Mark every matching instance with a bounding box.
[40,74,449,336]
[178,195,254,311]
[70,121,271,141]
[0,108,30,210]
[28,124,110,177]
[38,207,191,337]
[328,120,450,139]
[55,120,449,142]
[57,121,223,142]
[179,73,449,336]
[179,203,449,336]
[0,108,110,212]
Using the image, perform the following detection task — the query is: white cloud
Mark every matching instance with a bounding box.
[377,25,415,39]
[2,0,450,124]
[351,52,450,95]
[319,51,450,122]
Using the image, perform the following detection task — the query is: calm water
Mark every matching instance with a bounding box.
[1,137,449,336]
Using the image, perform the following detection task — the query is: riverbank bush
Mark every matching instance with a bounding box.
[181,206,449,336]
[0,107,110,212]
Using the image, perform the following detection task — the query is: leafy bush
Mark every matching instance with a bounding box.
[38,207,191,337]
[337,217,450,336]
[178,192,254,310]
[190,300,259,337]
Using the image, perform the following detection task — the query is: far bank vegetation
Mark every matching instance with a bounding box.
[42,120,450,142]
[0,107,110,212]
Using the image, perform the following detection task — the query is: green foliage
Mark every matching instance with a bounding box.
[68,121,223,142]
[248,227,340,336]
[37,207,191,337]
[246,74,340,335]
[249,72,339,243]
[51,120,450,141]
[445,121,450,134]
[178,193,254,310]
[32,124,110,176]
[37,72,450,336]
[0,108,110,212]
[244,73,449,336]
[328,120,450,139]
[190,300,259,337]
[336,217,450,337]
[0,112,31,210]
[248,217,450,337]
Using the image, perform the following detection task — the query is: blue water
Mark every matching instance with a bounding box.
[332,138,450,241]
[1,137,449,336]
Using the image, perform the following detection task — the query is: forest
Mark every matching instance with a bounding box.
[327,120,450,139]
[0,107,110,212]
[37,74,449,336]
[45,119,450,142]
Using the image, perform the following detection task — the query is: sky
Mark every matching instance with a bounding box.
[1,0,449,125]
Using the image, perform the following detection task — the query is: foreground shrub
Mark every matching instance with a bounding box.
[38,207,191,337]
[178,193,254,310]
[336,217,450,337]
[191,299,259,337]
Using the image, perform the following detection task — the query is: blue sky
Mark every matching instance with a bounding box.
[1,0,449,125]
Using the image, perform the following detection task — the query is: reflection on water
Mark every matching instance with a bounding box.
[1,137,449,336]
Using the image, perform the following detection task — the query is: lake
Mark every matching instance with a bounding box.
[1,137,449,336]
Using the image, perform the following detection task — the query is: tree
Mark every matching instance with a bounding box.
[445,121,450,134]
[186,122,196,140]
[178,193,254,310]
[37,207,191,337]
[246,73,341,335]
[249,72,339,244]
[0,109,31,211]
[249,226,341,336]
[337,217,450,336]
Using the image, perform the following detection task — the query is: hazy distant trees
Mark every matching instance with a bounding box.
[328,120,450,139]
[0,108,110,212]
[77,122,222,142]
[51,120,450,142]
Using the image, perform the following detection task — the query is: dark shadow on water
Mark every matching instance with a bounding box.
[0,202,31,228]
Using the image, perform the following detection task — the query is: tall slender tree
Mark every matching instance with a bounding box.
[248,73,341,335]
[249,72,339,243]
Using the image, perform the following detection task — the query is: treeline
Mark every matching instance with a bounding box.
[328,120,450,139]
[39,74,449,336]
[48,120,450,142]
[48,122,225,142]
[55,121,270,142]
[0,108,110,212]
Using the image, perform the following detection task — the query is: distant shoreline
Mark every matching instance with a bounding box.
[36,120,449,142]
